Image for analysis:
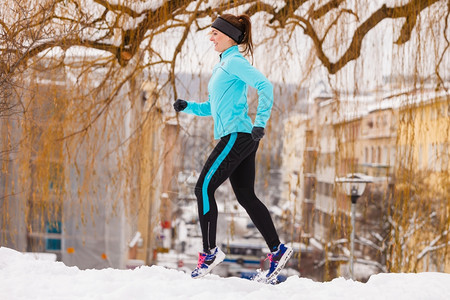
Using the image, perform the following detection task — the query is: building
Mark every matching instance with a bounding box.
[393,90,450,272]
[281,86,450,280]
[280,113,308,239]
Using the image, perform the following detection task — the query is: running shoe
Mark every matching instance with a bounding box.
[265,243,293,283]
[191,246,225,279]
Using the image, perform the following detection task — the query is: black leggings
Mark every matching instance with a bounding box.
[194,132,280,253]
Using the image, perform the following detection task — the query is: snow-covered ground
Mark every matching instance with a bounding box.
[1,247,450,300]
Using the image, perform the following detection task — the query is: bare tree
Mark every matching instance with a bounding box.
[2,0,447,168]
[2,1,449,96]
[1,0,449,274]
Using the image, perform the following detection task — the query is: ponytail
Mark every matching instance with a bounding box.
[237,14,253,57]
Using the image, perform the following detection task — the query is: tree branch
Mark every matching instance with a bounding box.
[2,0,448,80]
[0,19,10,34]
[415,230,449,270]
[392,0,441,44]
[310,0,345,20]
[435,0,450,91]
[292,0,441,74]
[321,8,359,43]
[169,0,205,100]
[92,0,145,18]
[269,0,309,26]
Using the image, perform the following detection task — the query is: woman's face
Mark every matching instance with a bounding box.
[210,28,235,53]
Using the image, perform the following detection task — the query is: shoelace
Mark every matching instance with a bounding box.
[264,253,275,263]
[196,253,206,268]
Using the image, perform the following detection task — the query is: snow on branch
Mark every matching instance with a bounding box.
[417,230,449,261]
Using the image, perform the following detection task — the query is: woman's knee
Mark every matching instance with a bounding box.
[235,187,258,206]
[194,186,202,199]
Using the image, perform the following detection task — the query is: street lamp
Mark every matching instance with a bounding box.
[336,173,372,280]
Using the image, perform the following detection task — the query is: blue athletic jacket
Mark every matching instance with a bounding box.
[183,45,274,139]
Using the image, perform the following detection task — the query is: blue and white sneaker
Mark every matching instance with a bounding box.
[265,243,293,283]
[191,247,225,279]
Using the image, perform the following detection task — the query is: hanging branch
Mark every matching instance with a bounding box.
[169,0,205,100]
[283,0,442,74]
[1,0,446,75]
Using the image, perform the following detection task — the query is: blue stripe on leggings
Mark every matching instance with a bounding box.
[202,132,237,215]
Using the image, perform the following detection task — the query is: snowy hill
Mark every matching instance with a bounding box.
[1,247,449,300]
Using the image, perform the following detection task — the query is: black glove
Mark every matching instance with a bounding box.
[251,126,265,141]
[173,99,187,112]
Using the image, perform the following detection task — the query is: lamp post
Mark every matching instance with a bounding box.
[336,173,372,280]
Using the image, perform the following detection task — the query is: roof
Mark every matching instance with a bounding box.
[325,88,450,125]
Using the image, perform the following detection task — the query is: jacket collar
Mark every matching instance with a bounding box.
[219,45,239,60]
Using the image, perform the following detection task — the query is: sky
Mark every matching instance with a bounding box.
[1,247,450,300]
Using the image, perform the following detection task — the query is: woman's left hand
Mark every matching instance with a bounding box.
[251,127,265,141]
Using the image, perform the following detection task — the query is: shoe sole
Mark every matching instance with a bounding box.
[192,249,226,279]
[266,246,294,283]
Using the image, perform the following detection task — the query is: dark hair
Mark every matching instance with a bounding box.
[219,14,253,57]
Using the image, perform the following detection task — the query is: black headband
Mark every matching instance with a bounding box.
[211,17,244,44]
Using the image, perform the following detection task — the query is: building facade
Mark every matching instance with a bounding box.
[281,88,450,280]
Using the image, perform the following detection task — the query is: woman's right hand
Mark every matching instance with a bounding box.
[173,99,187,112]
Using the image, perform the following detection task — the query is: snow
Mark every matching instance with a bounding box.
[1,247,450,300]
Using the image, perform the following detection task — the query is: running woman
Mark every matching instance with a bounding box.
[173,14,292,282]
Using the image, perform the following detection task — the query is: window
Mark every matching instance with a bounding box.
[440,104,446,118]
[45,221,62,251]
[418,145,423,169]
[49,162,64,191]
[365,147,369,164]
[390,146,396,165]
[304,177,316,200]
[382,146,388,165]
[316,181,334,197]
[377,146,382,164]
[437,143,449,172]
[428,144,436,170]
[27,202,62,255]
[371,146,376,164]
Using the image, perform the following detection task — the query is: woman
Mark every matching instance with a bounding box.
[173,14,292,282]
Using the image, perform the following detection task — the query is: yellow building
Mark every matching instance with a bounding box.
[397,91,449,174]
[359,107,397,178]
[334,90,450,274]
[394,91,450,273]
